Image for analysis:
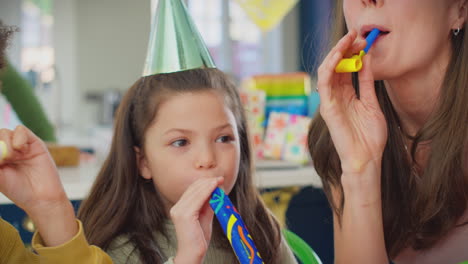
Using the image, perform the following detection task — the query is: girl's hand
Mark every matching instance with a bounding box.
[0,125,77,246]
[317,29,388,176]
[171,177,223,264]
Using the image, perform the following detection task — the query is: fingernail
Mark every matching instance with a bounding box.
[0,141,8,160]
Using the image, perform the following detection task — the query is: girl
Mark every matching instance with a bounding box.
[78,68,297,264]
[308,0,467,263]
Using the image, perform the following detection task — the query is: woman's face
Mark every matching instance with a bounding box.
[343,0,465,80]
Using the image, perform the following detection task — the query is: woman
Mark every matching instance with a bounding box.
[308,0,467,263]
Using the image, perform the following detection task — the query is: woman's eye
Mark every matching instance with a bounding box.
[171,139,188,147]
[216,135,234,143]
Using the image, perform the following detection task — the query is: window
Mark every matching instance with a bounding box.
[151,0,272,81]
[21,0,55,86]
[186,0,223,63]
[227,1,263,79]
[188,0,264,80]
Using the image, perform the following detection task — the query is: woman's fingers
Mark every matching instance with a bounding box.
[319,29,357,73]
[358,55,379,106]
[318,50,348,107]
[317,30,359,103]
[344,37,367,58]
[329,29,358,58]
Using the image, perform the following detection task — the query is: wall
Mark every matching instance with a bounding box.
[54,0,78,128]
[282,5,300,73]
[75,0,151,126]
[261,4,300,74]
[76,0,150,94]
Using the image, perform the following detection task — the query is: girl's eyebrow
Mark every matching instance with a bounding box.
[163,123,233,135]
[163,128,193,135]
[214,123,233,131]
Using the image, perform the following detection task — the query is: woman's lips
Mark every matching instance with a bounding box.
[362,29,390,51]
[363,30,390,38]
[360,25,390,35]
[372,32,389,47]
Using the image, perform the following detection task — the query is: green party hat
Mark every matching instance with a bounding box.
[143,0,216,76]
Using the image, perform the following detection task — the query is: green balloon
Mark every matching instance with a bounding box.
[143,0,216,76]
[282,229,322,264]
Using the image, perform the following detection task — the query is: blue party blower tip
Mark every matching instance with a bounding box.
[364,28,381,53]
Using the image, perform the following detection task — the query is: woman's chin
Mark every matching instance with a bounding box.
[371,65,398,81]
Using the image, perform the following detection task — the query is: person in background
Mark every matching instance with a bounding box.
[0,61,57,142]
[0,20,112,264]
[308,0,467,263]
[0,21,56,142]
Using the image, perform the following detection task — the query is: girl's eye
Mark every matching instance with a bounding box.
[216,135,234,143]
[171,139,188,147]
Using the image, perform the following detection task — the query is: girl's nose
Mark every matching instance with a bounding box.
[195,145,217,169]
[362,0,383,7]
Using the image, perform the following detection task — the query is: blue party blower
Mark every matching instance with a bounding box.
[209,187,264,264]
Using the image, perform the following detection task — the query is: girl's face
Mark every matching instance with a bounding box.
[138,91,241,210]
[343,0,465,80]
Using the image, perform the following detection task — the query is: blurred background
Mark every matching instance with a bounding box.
[0,0,336,263]
[0,0,333,131]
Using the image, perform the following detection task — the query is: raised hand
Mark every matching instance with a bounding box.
[171,177,223,264]
[317,29,388,175]
[0,125,77,246]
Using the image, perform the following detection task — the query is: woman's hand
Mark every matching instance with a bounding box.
[0,125,77,246]
[318,31,390,264]
[317,29,388,176]
[171,177,223,264]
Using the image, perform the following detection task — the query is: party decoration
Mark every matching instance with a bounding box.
[143,0,216,76]
[234,0,299,32]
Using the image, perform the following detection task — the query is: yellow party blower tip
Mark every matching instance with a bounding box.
[335,28,380,73]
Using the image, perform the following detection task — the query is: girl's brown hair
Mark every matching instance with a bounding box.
[78,68,282,264]
[308,0,468,258]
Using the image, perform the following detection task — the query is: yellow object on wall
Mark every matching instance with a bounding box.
[234,0,299,32]
[261,187,300,228]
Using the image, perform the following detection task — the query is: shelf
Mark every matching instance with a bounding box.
[0,162,321,204]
